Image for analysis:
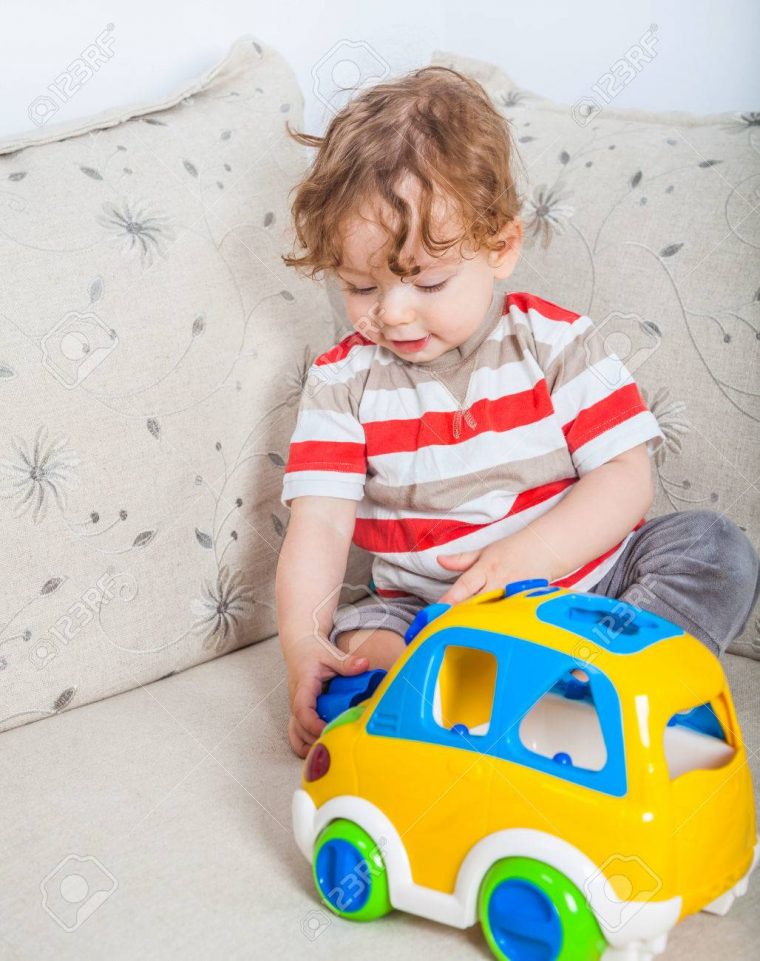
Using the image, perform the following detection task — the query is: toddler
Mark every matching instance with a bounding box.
[275,66,760,758]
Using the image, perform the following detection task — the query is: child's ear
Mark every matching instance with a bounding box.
[488,218,523,280]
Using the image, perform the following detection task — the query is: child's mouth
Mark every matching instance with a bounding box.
[389,334,430,353]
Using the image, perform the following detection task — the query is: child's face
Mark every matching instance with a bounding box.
[334,181,523,364]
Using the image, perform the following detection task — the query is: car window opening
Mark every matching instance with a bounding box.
[432,645,497,736]
[664,697,736,779]
[518,667,608,771]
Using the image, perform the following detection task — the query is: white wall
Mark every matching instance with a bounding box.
[1,0,758,143]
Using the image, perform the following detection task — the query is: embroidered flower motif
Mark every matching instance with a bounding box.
[642,386,691,467]
[522,183,575,246]
[723,111,760,134]
[0,425,80,523]
[97,200,176,266]
[499,89,531,109]
[191,565,254,652]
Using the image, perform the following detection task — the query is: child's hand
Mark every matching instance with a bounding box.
[436,535,553,605]
[284,634,369,759]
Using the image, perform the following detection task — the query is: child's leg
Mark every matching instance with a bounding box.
[588,509,760,657]
[334,627,407,672]
[328,593,425,671]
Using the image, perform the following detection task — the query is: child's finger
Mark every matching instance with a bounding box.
[315,639,369,674]
[288,715,312,758]
[438,567,487,606]
[293,683,326,738]
[435,551,480,571]
[330,652,370,675]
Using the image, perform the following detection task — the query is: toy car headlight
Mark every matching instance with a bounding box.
[305,742,331,782]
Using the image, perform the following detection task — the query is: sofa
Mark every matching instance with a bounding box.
[1,35,758,960]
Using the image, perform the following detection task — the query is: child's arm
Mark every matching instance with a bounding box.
[276,495,371,757]
[437,443,654,604]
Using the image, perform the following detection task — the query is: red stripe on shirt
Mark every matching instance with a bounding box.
[563,382,649,455]
[507,292,581,323]
[373,587,425,599]
[353,477,576,553]
[284,439,367,474]
[364,382,553,456]
[315,332,374,366]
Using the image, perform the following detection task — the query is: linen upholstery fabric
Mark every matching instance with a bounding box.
[0,36,371,734]
[430,49,760,658]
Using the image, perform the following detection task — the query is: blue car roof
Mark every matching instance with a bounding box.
[535,592,683,655]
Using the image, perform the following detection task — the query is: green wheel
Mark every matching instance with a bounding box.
[313,819,392,921]
[478,856,607,961]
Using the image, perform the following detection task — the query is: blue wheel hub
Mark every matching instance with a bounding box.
[488,878,562,961]
[314,839,370,913]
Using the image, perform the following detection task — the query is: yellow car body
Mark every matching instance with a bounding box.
[293,582,758,959]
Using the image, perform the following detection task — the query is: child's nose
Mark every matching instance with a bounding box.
[370,287,417,331]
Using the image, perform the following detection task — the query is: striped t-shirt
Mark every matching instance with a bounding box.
[281,289,666,604]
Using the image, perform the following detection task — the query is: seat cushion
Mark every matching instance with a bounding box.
[431,49,760,658]
[0,641,757,958]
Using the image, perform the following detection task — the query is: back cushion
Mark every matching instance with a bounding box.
[0,36,369,733]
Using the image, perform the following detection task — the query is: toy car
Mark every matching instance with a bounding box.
[293,578,759,961]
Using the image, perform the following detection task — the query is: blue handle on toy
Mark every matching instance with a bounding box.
[505,578,550,597]
[316,668,387,723]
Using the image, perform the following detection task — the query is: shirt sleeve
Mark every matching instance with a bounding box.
[280,356,368,509]
[513,293,666,477]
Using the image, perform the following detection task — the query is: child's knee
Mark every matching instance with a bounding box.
[335,626,406,659]
[694,510,758,595]
[686,510,760,638]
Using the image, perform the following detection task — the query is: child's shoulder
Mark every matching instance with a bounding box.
[501,292,595,361]
[498,292,597,379]
[308,330,379,402]
[312,330,378,369]
[504,291,587,327]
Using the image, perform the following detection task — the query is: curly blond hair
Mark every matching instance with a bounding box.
[281,65,524,281]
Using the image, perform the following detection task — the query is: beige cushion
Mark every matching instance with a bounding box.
[0,35,369,734]
[431,49,760,658]
[0,638,756,958]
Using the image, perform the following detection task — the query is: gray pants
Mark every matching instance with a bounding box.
[329,509,760,658]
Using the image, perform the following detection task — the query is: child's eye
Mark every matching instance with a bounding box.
[345,280,448,296]
[418,281,447,294]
